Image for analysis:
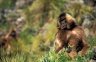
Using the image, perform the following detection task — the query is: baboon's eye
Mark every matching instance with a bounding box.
[61,20,67,24]
[60,17,66,21]
[59,16,66,21]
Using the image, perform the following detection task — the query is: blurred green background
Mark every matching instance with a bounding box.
[0,0,96,62]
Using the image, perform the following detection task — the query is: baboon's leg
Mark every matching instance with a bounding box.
[68,50,77,59]
[54,39,64,53]
[55,45,64,53]
[4,43,11,54]
[80,37,89,56]
[6,44,11,54]
[68,39,78,58]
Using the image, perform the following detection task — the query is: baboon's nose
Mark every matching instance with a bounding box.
[66,47,72,53]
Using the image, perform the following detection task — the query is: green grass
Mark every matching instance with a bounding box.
[0,50,37,62]
[39,51,91,62]
[0,37,95,62]
[39,37,96,62]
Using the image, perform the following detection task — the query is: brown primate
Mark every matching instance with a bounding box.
[54,12,89,59]
[0,28,18,54]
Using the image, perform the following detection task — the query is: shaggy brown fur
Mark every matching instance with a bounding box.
[54,12,89,59]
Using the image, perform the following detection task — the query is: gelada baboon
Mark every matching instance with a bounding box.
[0,28,17,54]
[54,12,89,59]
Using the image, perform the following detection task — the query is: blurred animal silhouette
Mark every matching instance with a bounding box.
[0,28,18,54]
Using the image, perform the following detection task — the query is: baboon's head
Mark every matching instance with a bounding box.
[57,12,77,30]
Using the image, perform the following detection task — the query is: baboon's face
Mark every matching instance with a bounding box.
[59,19,67,29]
[57,13,77,30]
[58,13,68,29]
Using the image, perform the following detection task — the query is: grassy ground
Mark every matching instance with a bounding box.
[0,37,95,62]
